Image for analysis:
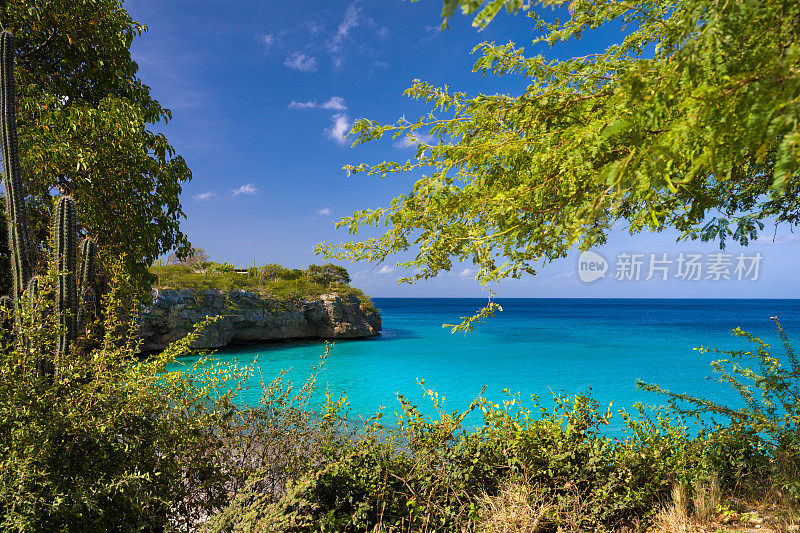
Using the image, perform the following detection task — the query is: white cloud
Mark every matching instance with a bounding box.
[288,96,347,111]
[333,3,360,47]
[421,25,441,43]
[232,183,257,196]
[328,3,361,67]
[394,131,437,149]
[321,96,348,110]
[258,33,275,54]
[325,113,352,145]
[317,207,332,216]
[306,20,322,34]
[288,100,318,109]
[376,26,389,40]
[284,52,317,72]
[193,191,216,201]
[459,268,476,278]
[377,265,395,274]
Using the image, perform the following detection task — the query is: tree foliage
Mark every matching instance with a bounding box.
[318,0,800,292]
[168,247,210,268]
[307,263,351,286]
[0,0,192,292]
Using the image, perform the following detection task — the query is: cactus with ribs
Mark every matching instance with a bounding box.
[1,31,97,371]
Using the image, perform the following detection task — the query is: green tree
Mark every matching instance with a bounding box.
[260,262,286,282]
[0,0,191,293]
[282,268,305,281]
[318,0,799,296]
[168,247,210,269]
[307,263,351,287]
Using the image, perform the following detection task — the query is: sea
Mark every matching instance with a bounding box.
[167,298,800,433]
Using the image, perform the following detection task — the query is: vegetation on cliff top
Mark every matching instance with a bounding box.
[150,249,377,314]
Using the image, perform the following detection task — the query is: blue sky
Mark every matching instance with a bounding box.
[126,0,799,298]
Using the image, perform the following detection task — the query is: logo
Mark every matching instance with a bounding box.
[578,250,608,283]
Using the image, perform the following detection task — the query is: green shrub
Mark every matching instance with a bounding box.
[149,263,377,314]
[259,263,285,281]
[307,264,350,286]
[0,265,278,531]
[207,384,702,532]
[639,320,800,501]
[697,422,770,492]
[209,262,235,274]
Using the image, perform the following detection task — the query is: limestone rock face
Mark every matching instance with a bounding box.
[139,289,381,352]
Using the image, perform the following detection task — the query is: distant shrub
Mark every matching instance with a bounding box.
[307,263,350,286]
[281,268,305,281]
[209,262,235,273]
[168,247,210,268]
[259,263,285,281]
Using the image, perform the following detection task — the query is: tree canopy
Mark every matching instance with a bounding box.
[317,0,799,296]
[167,247,210,269]
[308,263,351,286]
[0,0,191,292]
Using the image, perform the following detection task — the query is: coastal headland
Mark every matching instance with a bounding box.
[139,288,381,352]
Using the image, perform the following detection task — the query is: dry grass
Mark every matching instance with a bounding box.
[693,476,722,521]
[476,482,549,533]
[645,478,800,533]
[652,485,690,533]
[372,476,800,533]
[474,481,617,533]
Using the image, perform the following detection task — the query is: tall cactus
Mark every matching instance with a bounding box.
[1,32,97,370]
[0,31,33,306]
[77,237,96,335]
[54,196,78,359]
[27,275,40,310]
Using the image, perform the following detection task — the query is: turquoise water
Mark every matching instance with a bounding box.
[168,298,800,430]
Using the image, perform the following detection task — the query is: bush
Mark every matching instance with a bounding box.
[307,264,350,286]
[639,320,800,501]
[206,384,703,532]
[0,265,273,531]
[259,263,285,281]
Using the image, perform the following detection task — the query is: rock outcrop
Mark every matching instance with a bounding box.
[139,289,381,352]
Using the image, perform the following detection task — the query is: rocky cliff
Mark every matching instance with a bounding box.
[139,289,381,352]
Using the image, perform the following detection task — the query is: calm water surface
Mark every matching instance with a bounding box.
[167,298,800,430]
